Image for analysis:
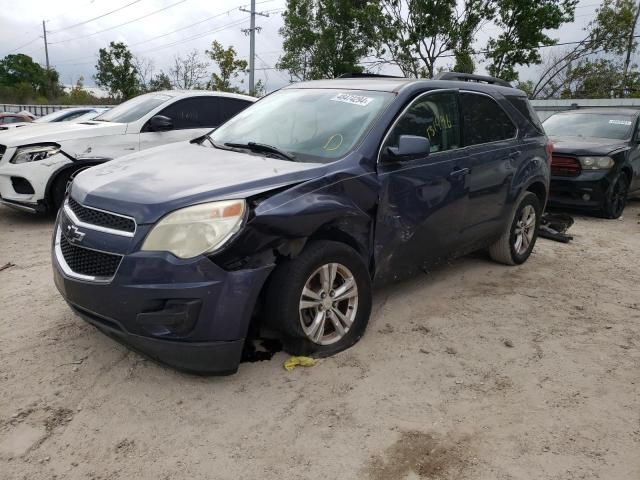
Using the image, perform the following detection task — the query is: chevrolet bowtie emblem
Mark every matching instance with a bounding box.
[66,224,86,243]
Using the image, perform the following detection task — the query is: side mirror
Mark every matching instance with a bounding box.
[147,115,173,132]
[386,135,430,160]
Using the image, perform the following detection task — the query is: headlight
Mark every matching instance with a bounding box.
[578,156,614,170]
[10,144,61,164]
[141,200,246,259]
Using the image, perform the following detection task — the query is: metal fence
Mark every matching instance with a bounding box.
[531,98,640,121]
[0,103,111,116]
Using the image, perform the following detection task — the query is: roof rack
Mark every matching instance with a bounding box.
[338,72,404,79]
[434,72,512,88]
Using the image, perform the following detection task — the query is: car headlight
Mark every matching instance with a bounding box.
[578,156,614,170]
[10,144,61,164]
[141,200,246,259]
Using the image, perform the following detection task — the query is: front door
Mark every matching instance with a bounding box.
[138,96,250,151]
[374,90,470,283]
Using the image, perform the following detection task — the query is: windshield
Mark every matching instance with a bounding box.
[543,113,635,140]
[94,94,170,123]
[34,110,83,123]
[210,89,394,162]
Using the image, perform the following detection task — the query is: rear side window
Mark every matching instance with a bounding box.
[506,95,544,135]
[461,93,516,145]
[156,97,252,130]
[384,91,461,154]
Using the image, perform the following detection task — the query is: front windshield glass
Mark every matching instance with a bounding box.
[210,89,395,162]
[543,113,635,140]
[94,94,170,123]
[34,110,76,123]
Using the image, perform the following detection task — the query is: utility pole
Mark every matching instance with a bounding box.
[240,0,269,94]
[42,20,50,70]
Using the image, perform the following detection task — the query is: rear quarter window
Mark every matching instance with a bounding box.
[506,95,544,136]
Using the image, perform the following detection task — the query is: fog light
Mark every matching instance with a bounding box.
[582,193,591,201]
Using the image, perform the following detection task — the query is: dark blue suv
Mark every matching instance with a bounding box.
[52,73,551,375]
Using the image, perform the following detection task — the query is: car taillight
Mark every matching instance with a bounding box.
[545,140,553,165]
[551,156,581,177]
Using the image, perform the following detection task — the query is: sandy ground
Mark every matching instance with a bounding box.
[0,201,639,480]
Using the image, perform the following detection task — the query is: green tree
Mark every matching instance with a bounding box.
[0,54,61,99]
[148,72,173,92]
[486,0,578,82]
[206,41,247,92]
[531,0,640,98]
[94,42,140,100]
[277,0,379,80]
[376,0,492,78]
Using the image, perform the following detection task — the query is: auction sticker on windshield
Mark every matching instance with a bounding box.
[609,119,632,125]
[330,93,374,107]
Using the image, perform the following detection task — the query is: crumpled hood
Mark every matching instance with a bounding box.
[0,121,126,147]
[549,136,629,156]
[71,141,326,224]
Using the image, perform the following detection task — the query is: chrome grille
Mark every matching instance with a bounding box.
[66,197,136,235]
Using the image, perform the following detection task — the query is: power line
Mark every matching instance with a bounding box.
[130,5,248,47]
[54,15,251,64]
[47,0,144,34]
[4,37,42,55]
[49,0,188,44]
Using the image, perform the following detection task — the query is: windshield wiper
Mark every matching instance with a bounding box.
[224,142,295,161]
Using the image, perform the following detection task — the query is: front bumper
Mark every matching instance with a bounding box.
[0,152,71,207]
[548,170,613,209]
[52,221,274,375]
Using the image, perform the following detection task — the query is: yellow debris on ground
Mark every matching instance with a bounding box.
[283,356,317,371]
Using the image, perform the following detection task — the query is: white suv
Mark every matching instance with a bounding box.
[0,90,255,213]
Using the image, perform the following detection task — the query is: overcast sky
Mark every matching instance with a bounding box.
[0,0,601,93]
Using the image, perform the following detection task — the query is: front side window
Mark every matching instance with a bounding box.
[154,97,252,130]
[94,94,170,124]
[383,91,461,155]
[210,89,394,163]
[462,93,517,145]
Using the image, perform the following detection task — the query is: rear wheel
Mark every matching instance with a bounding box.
[264,241,372,357]
[601,171,629,219]
[489,191,541,266]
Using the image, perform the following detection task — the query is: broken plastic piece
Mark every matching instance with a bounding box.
[283,356,317,371]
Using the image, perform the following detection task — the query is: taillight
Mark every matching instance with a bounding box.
[545,140,554,165]
[551,156,581,177]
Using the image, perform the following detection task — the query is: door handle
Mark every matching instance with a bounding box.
[449,167,470,178]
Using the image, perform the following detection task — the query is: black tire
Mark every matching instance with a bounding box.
[49,169,75,213]
[264,240,372,357]
[489,191,542,266]
[601,171,629,219]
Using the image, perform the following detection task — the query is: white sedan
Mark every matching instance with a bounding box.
[0,107,111,131]
[0,90,254,213]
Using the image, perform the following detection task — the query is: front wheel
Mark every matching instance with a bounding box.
[264,241,372,357]
[601,171,629,219]
[489,191,542,266]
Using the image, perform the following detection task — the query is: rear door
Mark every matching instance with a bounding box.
[459,91,519,243]
[139,97,251,150]
[374,90,470,281]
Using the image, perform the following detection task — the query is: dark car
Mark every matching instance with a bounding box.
[52,73,551,375]
[544,108,640,218]
[0,112,34,125]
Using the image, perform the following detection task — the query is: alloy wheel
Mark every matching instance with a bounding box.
[298,263,359,345]
[513,204,536,256]
[610,176,629,218]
